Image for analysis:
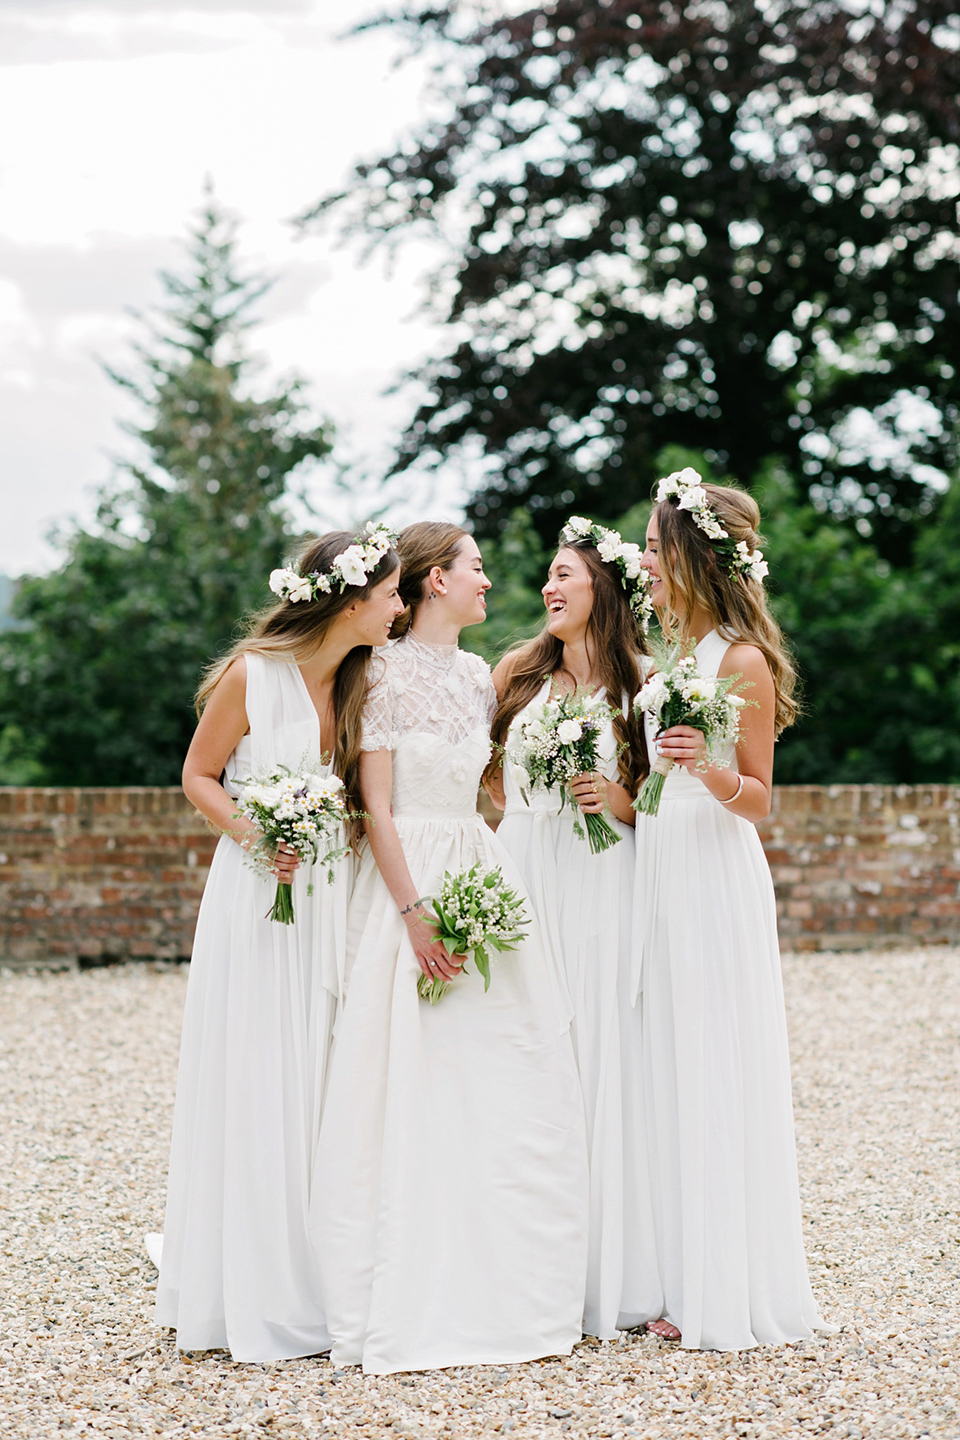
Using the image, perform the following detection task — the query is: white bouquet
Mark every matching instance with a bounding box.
[506,690,622,854]
[417,862,529,1006]
[633,644,749,816]
[235,765,351,923]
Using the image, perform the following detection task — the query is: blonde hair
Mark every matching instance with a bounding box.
[654,483,798,735]
[390,520,469,638]
[196,530,399,842]
[486,540,650,795]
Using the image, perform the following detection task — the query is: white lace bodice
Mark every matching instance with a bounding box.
[361,632,496,819]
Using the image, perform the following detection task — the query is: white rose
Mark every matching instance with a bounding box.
[269,567,300,598]
[556,718,583,745]
[618,542,643,578]
[334,545,368,587]
[597,535,621,564]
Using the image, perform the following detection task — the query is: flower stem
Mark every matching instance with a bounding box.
[416,973,451,1005]
[267,882,295,924]
[633,756,672,816]
[584,811,622,854]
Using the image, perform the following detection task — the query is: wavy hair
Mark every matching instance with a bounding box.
[486,540,650,795]
[196,530,399,842]
[654,483,798,735]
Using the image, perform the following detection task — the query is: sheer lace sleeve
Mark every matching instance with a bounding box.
[360,659,394,752]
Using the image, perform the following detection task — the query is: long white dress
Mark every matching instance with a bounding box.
[155,653,347,1361]
[497,683,658,1339]
[624,628,829,1350]
[310,632,589,1375]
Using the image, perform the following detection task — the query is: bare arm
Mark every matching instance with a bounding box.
[655,644,775,824]
[359,749,463,981]
[483,654,516,811]
[181,656,298,882]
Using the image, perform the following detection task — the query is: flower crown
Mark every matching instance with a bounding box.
[269,521,397,604]
[655,469,769,584]
[559,516,655,631]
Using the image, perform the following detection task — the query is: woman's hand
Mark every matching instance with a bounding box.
[570,771,609,814]
[404,908,464,982]
[270,841,301,884]
[656,724,707,772]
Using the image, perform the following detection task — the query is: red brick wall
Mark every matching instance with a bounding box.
[1,785,957,967]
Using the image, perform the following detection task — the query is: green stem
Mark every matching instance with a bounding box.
[267,882,295,924]
[584,811,622,854]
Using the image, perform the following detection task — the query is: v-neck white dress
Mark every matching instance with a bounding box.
[155,653,348,1361]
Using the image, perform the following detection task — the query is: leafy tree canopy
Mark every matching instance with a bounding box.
[308,0,960,555]
[0,199,333,785]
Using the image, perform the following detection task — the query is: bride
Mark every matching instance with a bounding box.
[309,521,589,1375]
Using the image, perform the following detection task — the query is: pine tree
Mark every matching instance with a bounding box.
[0,199,333,785]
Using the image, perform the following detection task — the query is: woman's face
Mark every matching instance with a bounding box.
[542,547,594,642]
[641,517,673,613]
[435,536,491,627]
[353,566,405,646]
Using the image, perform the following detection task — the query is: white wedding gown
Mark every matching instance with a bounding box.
[154,653,347,1361]
[625,629,831,1349]
[309,632,589,1375]
[497,683,658,1339]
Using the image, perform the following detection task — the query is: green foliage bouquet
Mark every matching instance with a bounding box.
[235,765,351,923]
[506,690,622,853]
[417,862,529,1006]
[633,646,748,817]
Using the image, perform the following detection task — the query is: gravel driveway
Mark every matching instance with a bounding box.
[0,950,957,1438]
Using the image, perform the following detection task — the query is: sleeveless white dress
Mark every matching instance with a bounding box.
[497,683,657,1339]
[155,653,348,1361]
[309,632,589,1375]
[624,629,830,1349]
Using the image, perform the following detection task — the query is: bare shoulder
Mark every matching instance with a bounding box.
[719,643,774,695]
[209,654,247,706]
[491,646,527,695]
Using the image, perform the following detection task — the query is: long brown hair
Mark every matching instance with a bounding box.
[196,530,399,840]
[654,483,798,735]
[389,520,469,638]
[486,541,650,795]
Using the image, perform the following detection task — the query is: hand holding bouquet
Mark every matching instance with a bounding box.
[417,863,529,1005]
[506,690,622,853]
[235,766,351,923]
[633,645,749,817]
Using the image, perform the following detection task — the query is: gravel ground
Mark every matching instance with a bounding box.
[0,949,957,1439]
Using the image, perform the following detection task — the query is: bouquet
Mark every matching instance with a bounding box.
[417,863,529,1005]
[633,644,748,817]
[505,690,622,854]
[235,765,352,924]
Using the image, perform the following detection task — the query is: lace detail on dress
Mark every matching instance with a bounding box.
[360,633,496,751]
[359,633,496,819]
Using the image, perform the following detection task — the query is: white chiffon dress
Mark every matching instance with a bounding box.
[625,628,830,1350]
[155,653,347,1361]
[497,683,657,1340]
[309,632,589,1375]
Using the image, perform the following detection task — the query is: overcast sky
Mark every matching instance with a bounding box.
[0,0,458,576]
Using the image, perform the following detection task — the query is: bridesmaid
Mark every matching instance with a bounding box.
[154,527,402,1361]
[488,517,657,1339]
[310,521,588,1375]
[627,471,832,1349]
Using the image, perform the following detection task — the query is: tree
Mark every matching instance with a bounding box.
[0,199,333,785]
[308,0,960,555]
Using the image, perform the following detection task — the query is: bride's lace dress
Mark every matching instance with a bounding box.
[309,632,588,1375]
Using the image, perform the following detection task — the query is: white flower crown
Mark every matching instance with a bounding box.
[655,469,769,584]
[269,521,398,604]
[559,516,655,631]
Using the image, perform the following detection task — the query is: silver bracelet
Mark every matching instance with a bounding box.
[719,773,745,805]
[400,899,424,917]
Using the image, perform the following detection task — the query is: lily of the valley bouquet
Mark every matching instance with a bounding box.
[417,862,529,1005]
[506,691,622,854]
[633,645,748,817]
[235,766,351,924]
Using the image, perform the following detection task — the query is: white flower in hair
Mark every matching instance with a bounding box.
[334,545,369,588]
[675,483,708,514]
[597,534,621,564]
[618,542,643,579]
[269,568,315,603]
[565,516,594,537]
